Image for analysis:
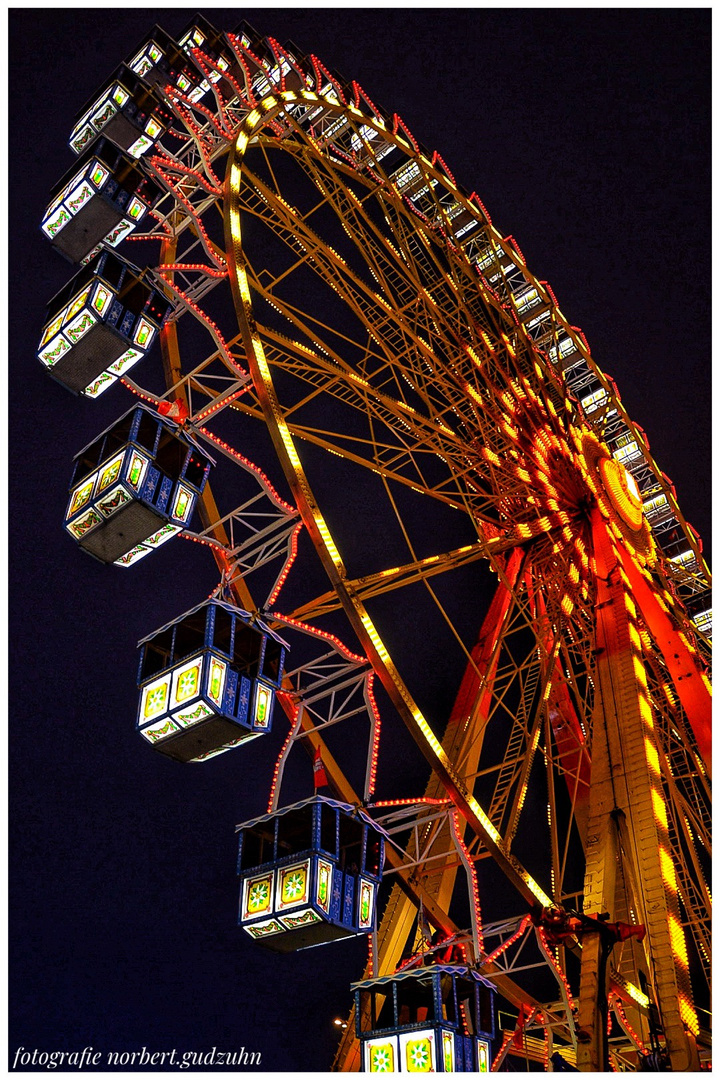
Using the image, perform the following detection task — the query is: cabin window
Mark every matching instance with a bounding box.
[276,804,314,859]
[184,451,207,488]
[74,435,106,479]
[456,978,478,1034]
[101,253,125,289]
[261,636,283,683]
[118,278,149,316]
[339,813,363,874]
[212,606,233,656]
[141,627,174,680]
[173,611,206,661]
[359,988,396,1032]
[154,429,187,481]
[240,825,275,871]
[135,409,159,452]
[319,802,337,858]
[233,621,263,676]
[103,414,134,460]
[440,973,457,1023]
[397,976,436,1025]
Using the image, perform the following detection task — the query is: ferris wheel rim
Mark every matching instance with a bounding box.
[220,86,711,919]
[223,104,557,913]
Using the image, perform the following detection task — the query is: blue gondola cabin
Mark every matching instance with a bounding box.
[64,403,213,566]
[353,965,495,1073]
[136,600,286,762]
[237,796,386,952]
[38,251,171,396]
[69,64,173,158]
[41,138,163,265]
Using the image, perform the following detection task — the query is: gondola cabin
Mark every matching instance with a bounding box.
[69,64,173,158]
[136,601,286,762]
[64,404,213,565]
[127,18,236,105]
[353,966,495,1073]
[176,15,239,100]
[237,796,385,952]
[231,24,308,102]
[41,139,162,265]
[126,25,181,84]
[38,251,171,396]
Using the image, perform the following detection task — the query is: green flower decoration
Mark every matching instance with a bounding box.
[282,870,306,901]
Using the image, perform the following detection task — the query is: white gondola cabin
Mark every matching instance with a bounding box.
[37,251,171,396]
[64,404,213,565]
[41,139,163,265]
[354,965,496,1072]
[136,600,286,762]
[69,64,173,158]
[237,796,386,952]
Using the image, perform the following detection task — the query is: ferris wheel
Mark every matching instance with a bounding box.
[36,15,710,1073]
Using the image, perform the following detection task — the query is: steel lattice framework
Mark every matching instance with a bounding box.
[39,19,710,1072]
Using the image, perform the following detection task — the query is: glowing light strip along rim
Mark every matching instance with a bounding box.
[157,55,708,591]
[226,101,553,912]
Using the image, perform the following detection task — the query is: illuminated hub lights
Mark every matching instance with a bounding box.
[478,404,598,620]
[237,796,385,951]
[64,404,213,565]
[598,457,644,532]
[580,432,655,568]
[137,599,286,762]
[354,966,495,1072]
[41,138,162,264]
[37,250,170,396]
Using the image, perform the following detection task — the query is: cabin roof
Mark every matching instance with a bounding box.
[138,597,290,649]
[235,794,389,839]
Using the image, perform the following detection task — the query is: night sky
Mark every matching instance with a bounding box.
[9,7,710,1074]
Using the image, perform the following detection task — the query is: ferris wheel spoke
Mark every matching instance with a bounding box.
[290,541,493,622]
[240,156,513,424]
[242,297,580,533]
[245,323,507,516]
[231,149,560,916]
[288,142,428,304]
[304,161,494,363]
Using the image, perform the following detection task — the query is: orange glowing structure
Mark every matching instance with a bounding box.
[40,16,710,1073]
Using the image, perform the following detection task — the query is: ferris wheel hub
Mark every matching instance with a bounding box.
[578,432,656,564]
[598,457,644,532]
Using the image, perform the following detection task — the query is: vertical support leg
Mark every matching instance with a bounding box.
[577,930,612,1070]
[578,512,699,1070]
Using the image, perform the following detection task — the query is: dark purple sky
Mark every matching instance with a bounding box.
[10,8,710,1073]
